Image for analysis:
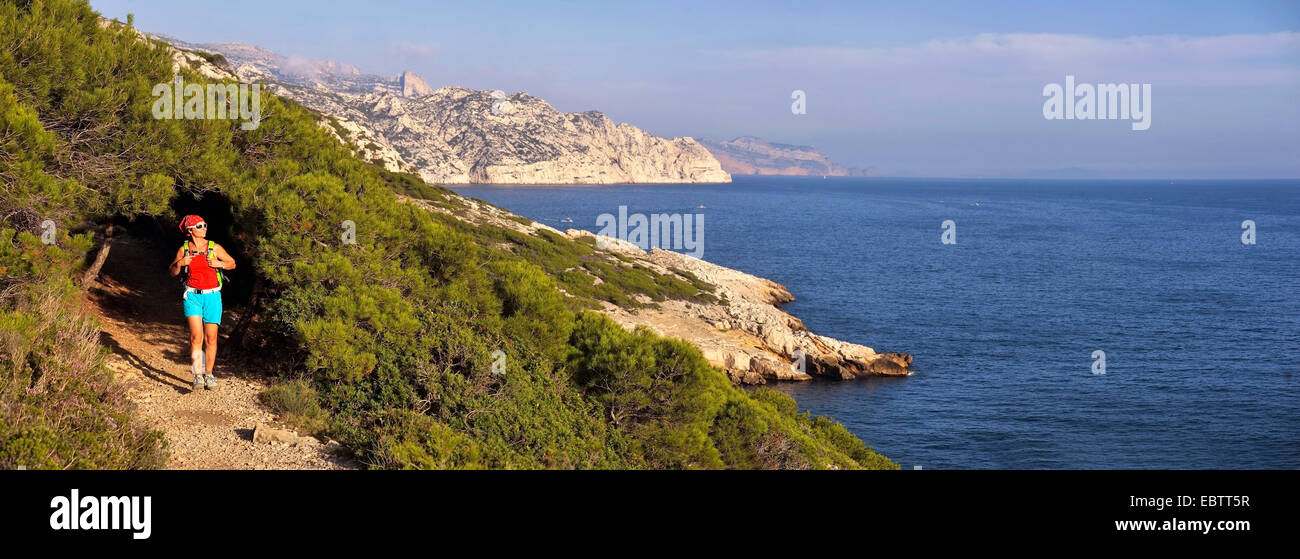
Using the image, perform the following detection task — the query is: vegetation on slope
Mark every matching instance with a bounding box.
[0,0,896,469]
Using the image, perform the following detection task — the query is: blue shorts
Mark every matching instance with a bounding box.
[182,290,223,325]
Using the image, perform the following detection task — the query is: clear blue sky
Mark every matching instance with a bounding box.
[93,0,1300,177]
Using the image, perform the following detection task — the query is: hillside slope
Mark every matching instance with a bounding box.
[0,0,896,470]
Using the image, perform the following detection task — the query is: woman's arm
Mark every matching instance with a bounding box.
[212,243,236,270]
[169,245,190,276]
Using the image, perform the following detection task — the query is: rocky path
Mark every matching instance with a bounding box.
[85,234,358,470]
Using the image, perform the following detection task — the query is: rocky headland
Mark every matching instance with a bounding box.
[406,194,913,384]
[700,136,877,177]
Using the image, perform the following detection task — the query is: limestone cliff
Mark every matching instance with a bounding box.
[285,85,732,185]
[158,38,731,185]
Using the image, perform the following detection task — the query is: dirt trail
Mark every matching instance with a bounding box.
[85,233,358,470]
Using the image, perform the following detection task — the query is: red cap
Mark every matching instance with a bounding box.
[179,215,206,232]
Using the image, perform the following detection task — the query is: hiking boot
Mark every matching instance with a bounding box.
[203,374,218,390]
[193,374,204,391]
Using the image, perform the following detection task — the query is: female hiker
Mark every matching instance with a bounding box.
[168,215,236,391]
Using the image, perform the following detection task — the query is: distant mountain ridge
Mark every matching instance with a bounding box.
[157,37,730,185]
[699,136,876,177]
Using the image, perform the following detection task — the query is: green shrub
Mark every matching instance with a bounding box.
[193,50,228,69]
[0,231,168,469]
[569,312,897,469]
[369,409,484,470]
[259,379,329,435]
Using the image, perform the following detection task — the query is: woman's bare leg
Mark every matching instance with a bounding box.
[187,315,204,376]
[204,322,219,375]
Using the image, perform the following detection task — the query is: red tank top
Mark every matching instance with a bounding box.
[184,241,221,289]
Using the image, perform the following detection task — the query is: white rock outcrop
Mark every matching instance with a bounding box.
[283,85,731,185]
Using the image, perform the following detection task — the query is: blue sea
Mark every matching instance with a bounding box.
[454,177,1300,469]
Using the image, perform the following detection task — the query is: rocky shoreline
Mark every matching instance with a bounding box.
[410,194,913,384]
[571,231,913,383]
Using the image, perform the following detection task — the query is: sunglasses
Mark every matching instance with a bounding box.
[187,223,207,230]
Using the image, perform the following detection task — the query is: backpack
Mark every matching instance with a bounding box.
[181,240,226,288]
